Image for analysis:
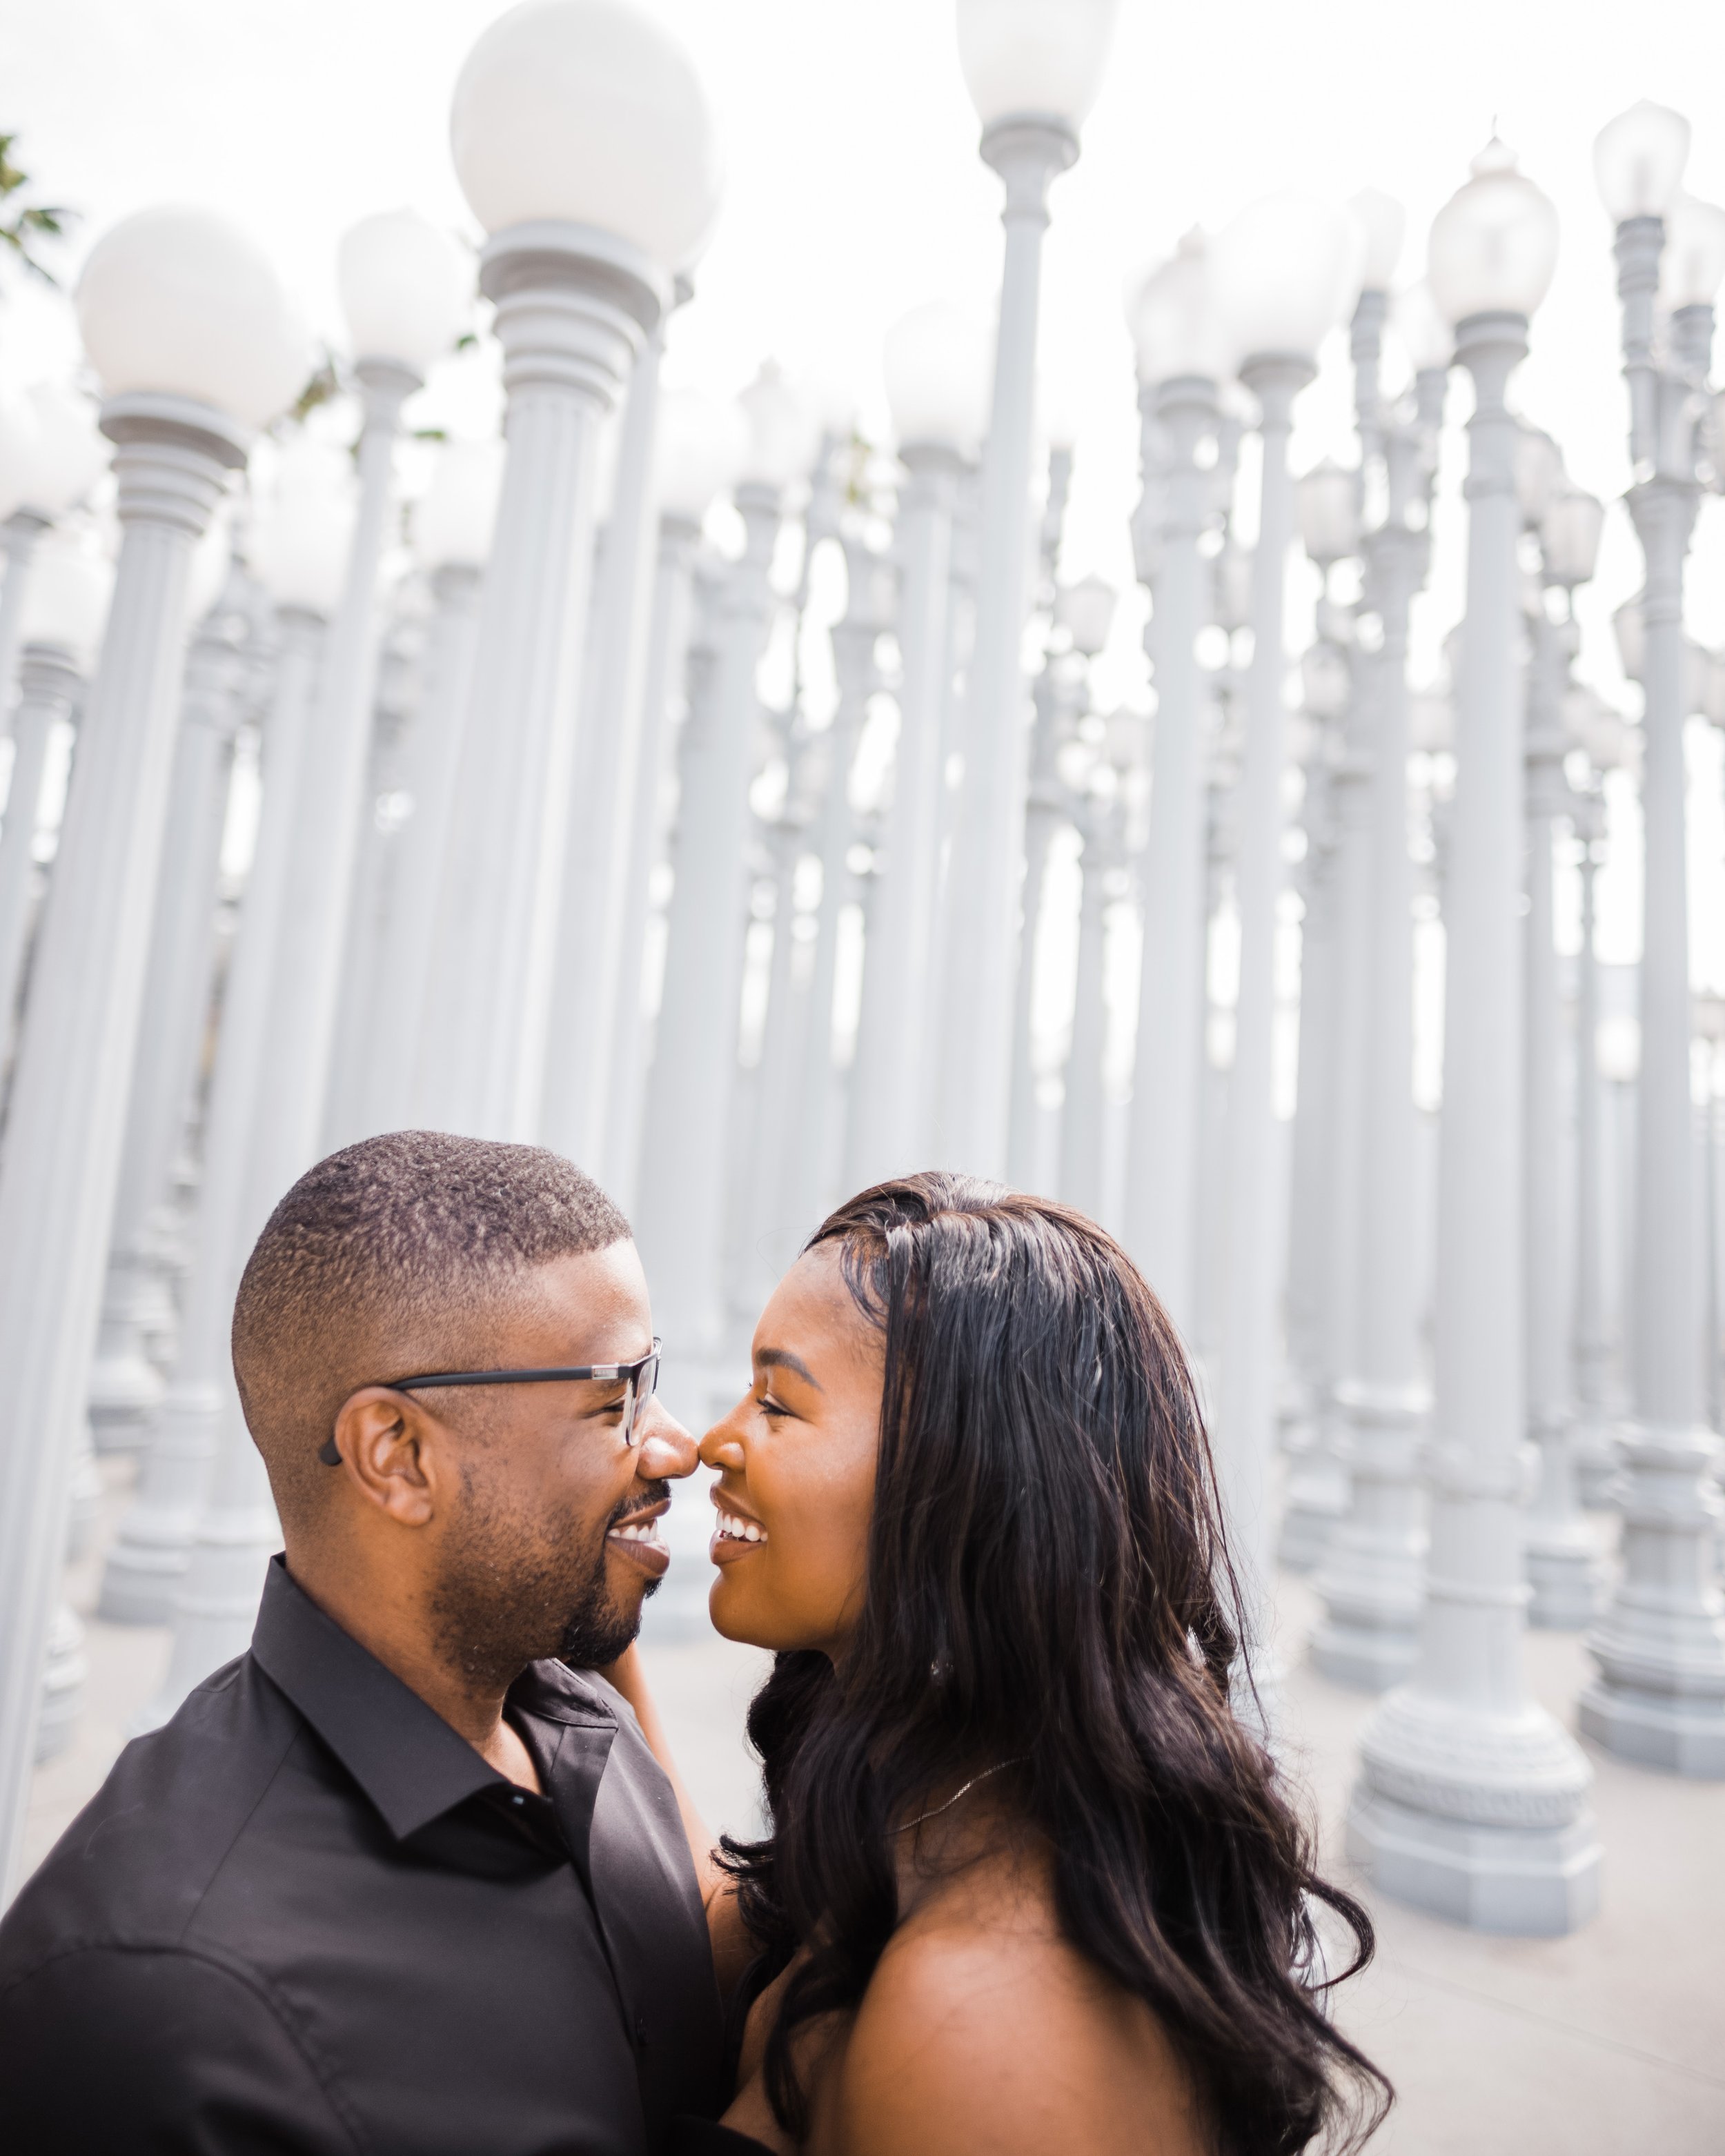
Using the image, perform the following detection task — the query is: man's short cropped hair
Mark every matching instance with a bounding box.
[232,1131,630,1531]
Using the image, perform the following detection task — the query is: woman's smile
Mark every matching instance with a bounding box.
[709,1487,769,1562]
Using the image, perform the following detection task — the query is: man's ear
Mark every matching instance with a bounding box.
[326,1388,451,1527]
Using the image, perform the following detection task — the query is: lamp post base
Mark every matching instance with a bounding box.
[1350,1683,1600,1936]
[1346,1783,1601,1937]
[1582,1419,1725,1778]
[1526,1530,1608,1630]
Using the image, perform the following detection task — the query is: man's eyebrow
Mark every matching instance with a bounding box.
[758,1346,822,1390]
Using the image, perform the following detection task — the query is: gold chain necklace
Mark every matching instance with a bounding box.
[890,1757,1027,1836]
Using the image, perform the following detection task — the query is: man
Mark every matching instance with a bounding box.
[0,1131,729,2153]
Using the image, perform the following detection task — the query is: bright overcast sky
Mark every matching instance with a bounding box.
[4,0,1725,985]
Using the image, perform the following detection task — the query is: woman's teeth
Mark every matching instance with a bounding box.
[716,1512,767,1544]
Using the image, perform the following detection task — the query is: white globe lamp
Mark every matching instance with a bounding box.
[654,388,747,526]
[76,206,307,429]
[18,524,113,664]
[883,299,993,459]
[450,0,722,270]
[955,0,1121,130]
[1428,140,1559,326]
[1593,101,1690,225]
[413,437,506,570]
[339,210,472,377]
[1129,231,1235,385]
[1210,192,1360,364]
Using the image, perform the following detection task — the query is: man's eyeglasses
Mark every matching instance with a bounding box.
[319,1339,663,1463]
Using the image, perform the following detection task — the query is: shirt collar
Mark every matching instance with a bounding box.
[250,1554,561,1843]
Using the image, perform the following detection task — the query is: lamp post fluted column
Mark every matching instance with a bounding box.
[849,444,963,1189]
[1524,611,1605,1625]
[1314,377,1443,1688]
[542,311,671,1167]
[934,119,1075,1178]
[1571,788,1615,1496]
[1582,275,1725,1772]
[1123,376,1217,1333]
[1059,789,1114,1216]
[1213,354,1310,1656]
[790,529,884,1232]
[604,508,703,1207]
[637,493,780,1392]
[1349,310,1600,1932]
[0,390,248,1889]
[87,591,249,1447]
[151,355,423,1705]
[419,226,665,1141]
[99,609,323,1628]
[0,510,50,726]
[377,560,486,1132]
[0,640,78,1047]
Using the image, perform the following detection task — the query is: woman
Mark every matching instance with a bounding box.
[636,1174,1389,2155]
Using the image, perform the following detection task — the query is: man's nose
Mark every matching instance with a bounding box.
[636,1402,698,1481]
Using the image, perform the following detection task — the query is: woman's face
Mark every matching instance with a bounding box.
[699,1243,883,1656]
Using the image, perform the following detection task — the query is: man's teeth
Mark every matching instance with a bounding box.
[716,1512,766,1544]
[609,1519,666,1543]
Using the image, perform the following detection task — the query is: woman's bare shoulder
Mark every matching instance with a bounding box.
[818,1881,1208,2156]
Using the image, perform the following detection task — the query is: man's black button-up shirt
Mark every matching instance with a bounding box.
[0,1557,725,2153]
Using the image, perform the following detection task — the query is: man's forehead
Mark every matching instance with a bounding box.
[501,1240,651,1349]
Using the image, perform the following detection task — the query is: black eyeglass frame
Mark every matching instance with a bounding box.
[318,1339,662,1464]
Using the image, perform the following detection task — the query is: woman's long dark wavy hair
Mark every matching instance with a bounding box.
[718,1174,1390,2153]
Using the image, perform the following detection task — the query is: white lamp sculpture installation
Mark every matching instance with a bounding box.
[602,384,747,1209]
[1580,100,1725,1777]
[101,442,353,1650]
[1312,275,1453,1690]
[147,204,484,1714]
[85,542,252,1452]
[376,435,506,1135]
[0,203,304,1889]
[0,384,107,722]
[1205,190,1358,1672]
[1121,231,1236,1338]
[423,0,720,1146]
[0,524,113,1060]
[932,0,1119,1178]
[637,363,810,1414]
[848,298,991,1191]
[1348,142,1603,1933]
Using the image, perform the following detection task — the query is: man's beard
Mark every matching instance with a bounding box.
[431,1476,667,1689]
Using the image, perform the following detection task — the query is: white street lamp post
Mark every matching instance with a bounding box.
[1206,190,1357,1657]
[789,525,890,1233]
[0,383,106,726]
[1350,144,1601,1933]
[1121,234,1234,1335]
[101,602,328,1633]
[1524,481,1610,1628]
[0,644,81,1052]
[422,0,718,1145]
[149,209,477,1703]
[1283,472,1365,1578]
[933,0,1118,1178]
[849,301,988,1189]
[1314,318,1450,1689]
[1569,760,1616,1496]
[540,303,676,1169]
[374,440,504,1133]
[1582,103,1725,1774]
[601,387,745,1206]
[637,370,798,1403]
[87,580,249,1448]
[0,204,303,1890]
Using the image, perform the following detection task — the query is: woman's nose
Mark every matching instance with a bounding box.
[699,1412,746,1470]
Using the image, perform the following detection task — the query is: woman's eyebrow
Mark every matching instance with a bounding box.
[757,1346,823,1391]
